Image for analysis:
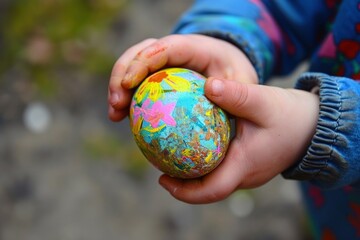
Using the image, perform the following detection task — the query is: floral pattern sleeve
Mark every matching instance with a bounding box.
[173,0,339,83]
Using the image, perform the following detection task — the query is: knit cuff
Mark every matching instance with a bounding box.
[282,73,348,188]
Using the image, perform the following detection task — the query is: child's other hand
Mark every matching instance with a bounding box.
[159,78,319,204]
[108,34,258,121]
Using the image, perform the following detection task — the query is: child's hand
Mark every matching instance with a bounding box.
[159,78,320,204]
[108,34,258,121]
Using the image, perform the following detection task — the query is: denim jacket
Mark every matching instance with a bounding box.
[173,0,360,238]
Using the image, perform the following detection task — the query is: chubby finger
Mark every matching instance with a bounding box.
[158,138,245,204]
[204,78,278,126]
[108,86,133,122]
[108,105,129,122]
[121,34,213,89]
[109,38,157,95]
[108,38,157,121]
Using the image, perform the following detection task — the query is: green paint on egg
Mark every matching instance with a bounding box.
[129,68,231,179]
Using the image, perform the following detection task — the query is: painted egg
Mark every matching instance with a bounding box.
[129,68,231,179]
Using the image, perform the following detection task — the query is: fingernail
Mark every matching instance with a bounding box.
[211,79,224,97]
[110,92,120,107]
[124,72,132,81]
[122,72,134,88]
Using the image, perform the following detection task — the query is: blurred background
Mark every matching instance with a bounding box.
[0,0,310,239]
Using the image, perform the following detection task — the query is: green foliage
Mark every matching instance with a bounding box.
[1,0,127,96]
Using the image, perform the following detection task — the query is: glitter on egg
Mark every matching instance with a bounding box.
[129,68,230,179]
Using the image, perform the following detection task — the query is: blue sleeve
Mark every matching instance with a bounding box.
[172,0,337,83]
[283,73,360,189]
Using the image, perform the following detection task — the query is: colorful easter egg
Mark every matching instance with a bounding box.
[129,68,230,179]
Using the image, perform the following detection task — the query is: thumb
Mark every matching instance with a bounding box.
[205,78,275,125]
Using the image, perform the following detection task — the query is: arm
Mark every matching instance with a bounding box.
[173,0,339,82]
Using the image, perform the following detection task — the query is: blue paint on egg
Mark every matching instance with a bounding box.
[129,68,231,178]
